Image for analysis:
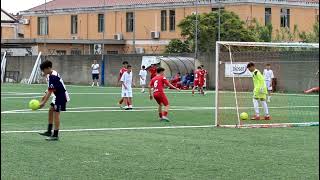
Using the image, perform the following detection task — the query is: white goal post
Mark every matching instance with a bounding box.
[1,51,7,83]
[27,52,42,84]
[215,41,319,128]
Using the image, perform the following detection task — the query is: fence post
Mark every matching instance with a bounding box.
[101,55,105,86]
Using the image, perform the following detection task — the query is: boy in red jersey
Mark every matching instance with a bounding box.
[118,61,128,108]
[149,67,180,121]
[192,66,204,96]
[148,64,158,80]
[201,65,208,92]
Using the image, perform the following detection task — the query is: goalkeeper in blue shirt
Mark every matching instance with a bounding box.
[247,62,271,120]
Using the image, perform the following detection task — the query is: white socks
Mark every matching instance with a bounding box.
[253,99,260,116]
[253,98,270,116]
[261,100,269,116]
[91,82,99,87]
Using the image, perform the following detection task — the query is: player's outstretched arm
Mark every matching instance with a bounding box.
[167,82,180,91]
[121,81,127,90]
[40,90,52,108]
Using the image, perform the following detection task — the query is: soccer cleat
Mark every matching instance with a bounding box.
[45,136,59,141]
[251,115,260,120]
[161,116,170,122]
[264,116,271,120]
[125,107,133,110]
[39,131,52,137]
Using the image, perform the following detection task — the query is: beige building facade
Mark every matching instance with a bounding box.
[1,0,319,55]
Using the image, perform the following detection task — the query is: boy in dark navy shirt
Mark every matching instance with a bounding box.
[39,60,70,141]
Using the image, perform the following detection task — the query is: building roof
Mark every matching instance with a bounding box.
[27,0,194,11]
[22,0,319,14]
[1,9,18,23]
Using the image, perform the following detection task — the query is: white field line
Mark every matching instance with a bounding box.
[2,91,318,97]
[1,91,212,97]
[4,84,319,96]
[2,122,319,134]
[219,122,319,128]
[1,125,216,134]
[1,105,318,114]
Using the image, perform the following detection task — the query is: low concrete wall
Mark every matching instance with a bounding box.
[4,51,319,92]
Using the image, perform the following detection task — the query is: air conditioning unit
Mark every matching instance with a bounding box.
[135,47,145,54]
[20,19,30,25]
[114,33,123,40]
[191,12,197,15]
[94,44,102,54]
[151,31,160,39]
[71,36,78,40]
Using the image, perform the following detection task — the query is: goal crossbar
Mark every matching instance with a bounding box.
[216,41,319,48]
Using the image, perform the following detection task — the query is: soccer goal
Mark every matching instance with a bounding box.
[215,41,319,128]
[26,52,43,84]
[1,51,7,83]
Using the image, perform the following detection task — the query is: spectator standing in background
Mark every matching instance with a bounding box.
[139,66,147,93]
[263,64,275,102]
[91,60,100,87]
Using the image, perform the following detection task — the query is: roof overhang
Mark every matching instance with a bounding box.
[1,39,126,45]
[20,0,319,16]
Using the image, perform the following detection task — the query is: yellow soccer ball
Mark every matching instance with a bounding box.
[29,99,40,110]
[240,112,249,120]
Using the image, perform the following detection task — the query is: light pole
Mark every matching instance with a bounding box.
[195,0,198,59]
[218,0,221,41]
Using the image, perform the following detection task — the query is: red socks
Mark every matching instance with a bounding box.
[159,113,162,118]
[162,111,168,117]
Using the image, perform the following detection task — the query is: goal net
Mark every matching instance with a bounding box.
[215,41,319,128]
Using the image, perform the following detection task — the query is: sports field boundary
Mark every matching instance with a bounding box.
[1,105,319,114]
[1,122,319,134]
[1,125,215,134]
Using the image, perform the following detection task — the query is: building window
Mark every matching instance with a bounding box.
[38,17,48,35]
[126,12,134,32]
[169,10,175,31]
[161,10,167,31]
[107,50,118,54]
[56,50,67,55]
[71,49,82,55]
[212,7,224,11]
[71,15,78,34]
[265,8,272,26]
[98,14,104,32]
[280,9,290,28]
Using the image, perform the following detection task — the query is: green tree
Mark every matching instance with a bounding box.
[248,19,273,42]
[299,22,319,43]
[165,39,191,53]
[274,25,299,42]
[176,10,259,53]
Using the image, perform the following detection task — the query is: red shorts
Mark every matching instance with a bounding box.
[194,79,204,87]
[153,92,169,106]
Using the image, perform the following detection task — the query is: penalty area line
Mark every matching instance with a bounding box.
[1,105,318,114]
[1,125,216,134]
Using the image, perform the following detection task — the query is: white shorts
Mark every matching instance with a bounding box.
[140,79,146,86]
[265,80,272,91]
[121,90,133,97]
